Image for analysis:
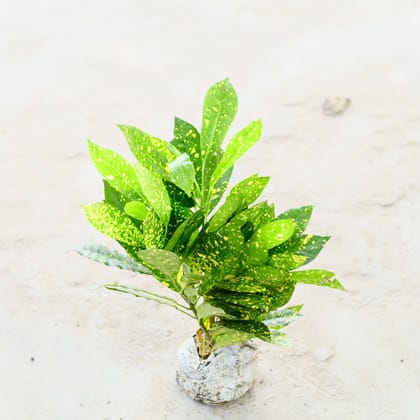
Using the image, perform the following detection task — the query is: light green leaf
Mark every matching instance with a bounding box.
[208,174,269,232]
[76,244,150,274]
[82,202,144,246]
[135,163,171,226]
[137,248,182,291]
[210,120,262,187]
[88,140,141,200]
[168,153,196,196]
[201,78,238,201]
[124,201,148,220]
[119,124,179,177]
[290,269,345,291]
[248,219,295,250]
[104,284,195,318]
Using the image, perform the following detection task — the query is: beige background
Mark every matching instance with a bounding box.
[1,1,420,419]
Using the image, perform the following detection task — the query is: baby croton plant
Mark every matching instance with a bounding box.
[78,79,344,359]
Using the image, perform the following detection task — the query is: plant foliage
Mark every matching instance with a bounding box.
[79,78,344,356]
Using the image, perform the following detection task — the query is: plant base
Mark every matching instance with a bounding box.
[176,336,257,405]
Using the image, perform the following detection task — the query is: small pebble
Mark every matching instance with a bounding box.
[323,96,351,116]
[314,347,335,362]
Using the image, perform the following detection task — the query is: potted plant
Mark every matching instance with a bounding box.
[78,79,344,404]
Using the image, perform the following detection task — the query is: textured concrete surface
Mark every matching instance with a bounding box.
[2,1,420,419]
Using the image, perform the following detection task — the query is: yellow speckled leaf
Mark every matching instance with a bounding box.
[82,202,143,246]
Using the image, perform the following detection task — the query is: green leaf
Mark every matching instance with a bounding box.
[259,305,303,328]
[124,201,148,220]
[82,202,144,246]
[168,153,196,196]
[76,244,150,274]
[276,205,313,236]
[290,269,345,291]
[217,319,271,342]
[172,117,202,186]
[271,235,330,269]
[119,124,179,177]
[210,325,255,349]
[215,276,269,294]
[103,180,129,211]
[104,284,195,318]
[137,248,182,291]
[208,166,233,212]
[210,120,263,187]
[88,140,141,200]
[248,219,295,250]
[135,163,171,226]
[243,265,289,288]
[201,78,238,201]
[196,302,230,320]
[208,174,269,232]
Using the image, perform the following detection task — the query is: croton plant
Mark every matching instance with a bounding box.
[78,79,344,358]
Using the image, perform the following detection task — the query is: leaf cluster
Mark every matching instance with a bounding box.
[78,79,344,352]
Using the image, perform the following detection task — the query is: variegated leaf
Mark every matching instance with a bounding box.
[168,153,196,196]
[137,248,182,291]
[208,174,269,232]
[201,78,238,203]
[88,140,141,200]
[135,163,171,227]
[210,119,263,188]
[82,202,144,246]
[290,269,345,290]
[76,244,150,274]
[104,284,194,318]
[119,124,179,177]
[276,205,313,236]
[172,117,202,186]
